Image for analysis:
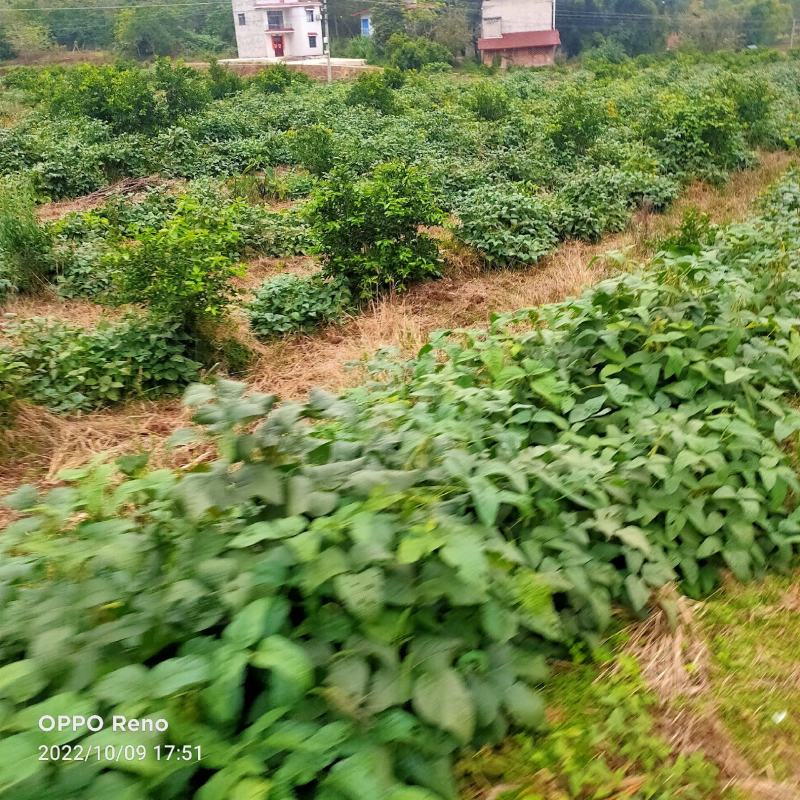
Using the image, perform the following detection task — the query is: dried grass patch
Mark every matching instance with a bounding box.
[234,255,320,297]
[621,581,800,800]
[1,293,124,333]
[35,175,185,223]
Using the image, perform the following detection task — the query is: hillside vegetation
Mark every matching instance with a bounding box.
[2,50,800,799]
[2,53,800,418]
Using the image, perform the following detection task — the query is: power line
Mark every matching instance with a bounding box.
[0,0,481,13]
[0,1,223,11]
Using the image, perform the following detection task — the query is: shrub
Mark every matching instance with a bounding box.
[228,168,315,203]
[2,315,200,412]
[235,208,316,257]
[42,64,163,133]
[345,72,397,113]
[53,233,115,299]
[207,59,245,99]
[0,351,21,421]
[251,63,310,94]
[639,90,749,183]
[152,58,212,119]
[289,124,335,176]
[456,186,558,267]
[0,177,52,294]
[657,207,716,255]
[385,33,453,71]
[466,81,512,121]
[552,168,634,241]
[546,84,613,154]
[307,161,443,299]
[34,61,212,135]
[107,193,244,334]
[248,273,351,337]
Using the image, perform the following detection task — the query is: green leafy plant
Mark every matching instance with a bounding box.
[307,161,443,299]
[248,273,351,337]
[456,186,558,267]
[250,63,311,94]
[0,177,53,295]
[466,81,512,122]
[107,193,245,335]
[4,172,800,799]
[385,33,453,71]
[2,315,200,411]
[288,124,335,176]
[552,167,636,242]
[345,72,397,114]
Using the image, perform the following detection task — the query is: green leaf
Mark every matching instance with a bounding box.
[695,535,723,558]
[503,682,546,729]
[230,517,307,548]
[624,575,650,612]
[150,655,210,698]
[412,668,475,743]
[568,394,606,423]
[224,598,273,649]
[252,635,313,693]
[334,568,385,620]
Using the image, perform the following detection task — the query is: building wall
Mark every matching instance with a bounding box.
[480,45,556,67]
[232,0,323,59]
[481,0,553,36]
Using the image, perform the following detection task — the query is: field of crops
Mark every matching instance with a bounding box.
[2,50,800,799]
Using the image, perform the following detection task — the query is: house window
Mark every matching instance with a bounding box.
[237,12,246,25]
[267,10,284,30]
[360,16,371,36]
[308,33,318,48]
[305,7,315,22]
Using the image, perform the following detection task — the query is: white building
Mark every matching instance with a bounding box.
[354,9,372,37]
[232,0,323,59]
[477,0,560,67]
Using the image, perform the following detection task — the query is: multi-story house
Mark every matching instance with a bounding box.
[477,0,560,67]
[232,0,323,59]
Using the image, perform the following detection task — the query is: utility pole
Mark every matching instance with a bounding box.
[792,18,798,49]
[321,0,333,84]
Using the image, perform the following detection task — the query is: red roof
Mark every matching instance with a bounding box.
[478,29,560,51]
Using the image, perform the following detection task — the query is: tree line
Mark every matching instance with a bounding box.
[0,0,796,63]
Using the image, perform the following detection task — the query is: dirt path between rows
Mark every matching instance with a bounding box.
[0,151,795,509]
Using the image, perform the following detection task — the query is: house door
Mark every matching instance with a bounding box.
[272,35,284,56]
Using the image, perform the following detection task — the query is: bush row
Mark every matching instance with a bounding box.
[2,55,797,201]
[0,316,199,413]
[456,168,680,266]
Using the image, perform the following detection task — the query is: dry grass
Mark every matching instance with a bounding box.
[1,292,123,333]
[234,255,320,296]
[621,579,800,800]
[0,152,795,504]
[0,400,214,526]
[36,175,185,223]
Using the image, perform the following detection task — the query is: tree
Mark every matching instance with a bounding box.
[430,6,473,57]
[605,0,667,54]
[744,0,792,45]
[114,7,183,57]
[0,25,16,59]
[372,0,406,50]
